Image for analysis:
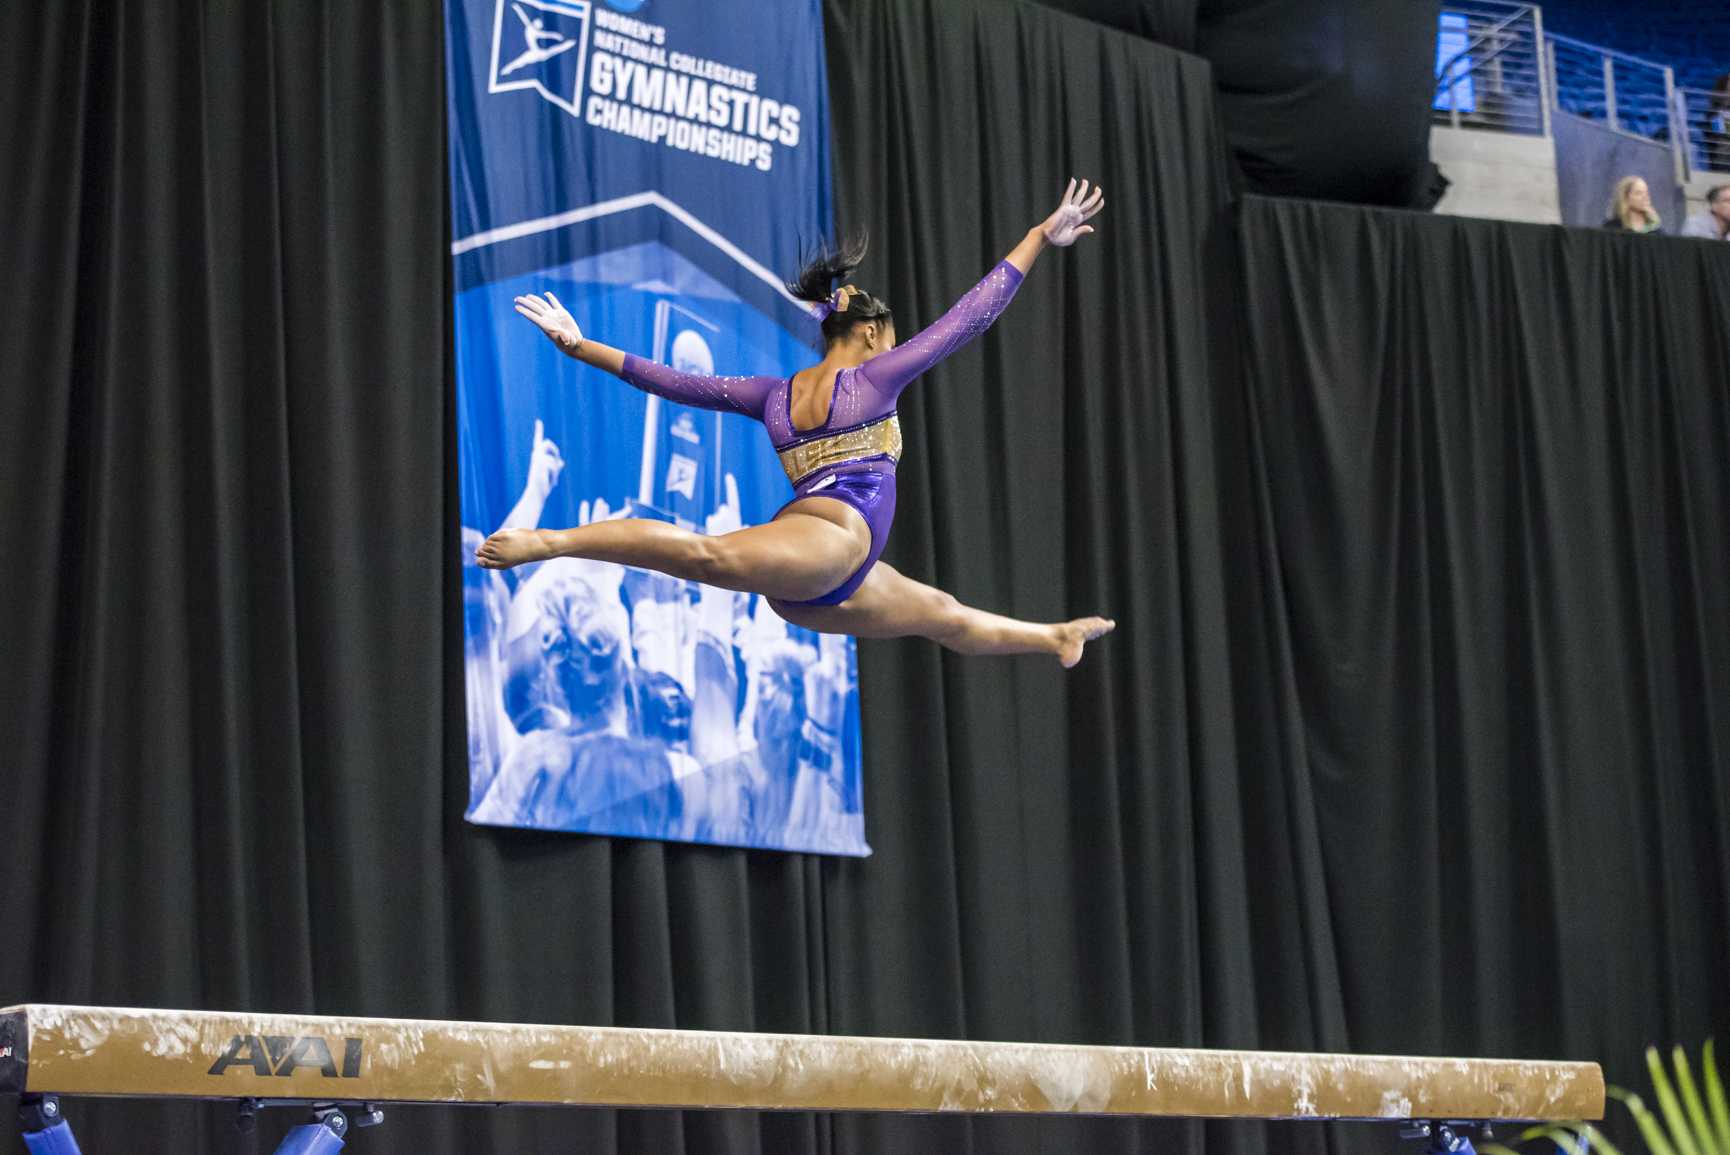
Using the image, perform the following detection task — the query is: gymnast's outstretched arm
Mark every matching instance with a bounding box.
[513,291,777,419]
[856,178,1104,399]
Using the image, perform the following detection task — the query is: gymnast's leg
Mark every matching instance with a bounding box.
[475,500,871,604]
[772,562,1114,668]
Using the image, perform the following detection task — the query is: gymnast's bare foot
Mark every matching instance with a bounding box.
[475,527,557,569]
[1056,617,1115,668]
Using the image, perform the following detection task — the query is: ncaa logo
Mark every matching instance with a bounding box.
[488,0,592,117]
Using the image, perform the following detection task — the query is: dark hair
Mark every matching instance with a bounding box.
[1709,185,1730,206]
[786,232,892,345]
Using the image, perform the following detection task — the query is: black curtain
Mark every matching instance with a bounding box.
[1234,196,1730,1122]
[0,0,458,1148]
[1026,0,1202,51]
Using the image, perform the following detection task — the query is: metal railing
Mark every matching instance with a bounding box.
[1434,1,1549,135]
[1674,85,1730,176]
[1436,6,1730,182]
[1547,33,1675,143]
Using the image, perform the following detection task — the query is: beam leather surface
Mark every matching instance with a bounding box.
[0,1005,1604,1121]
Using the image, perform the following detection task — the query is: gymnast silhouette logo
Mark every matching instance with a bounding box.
[488,0,592,118]
[665,453,698,500]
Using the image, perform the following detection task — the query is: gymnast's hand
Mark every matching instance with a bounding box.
[514,291,584,353]
[1039,178,1104,246]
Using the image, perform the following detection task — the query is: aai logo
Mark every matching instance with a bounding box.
[488,0,593,117]
[207,1034,366,1079]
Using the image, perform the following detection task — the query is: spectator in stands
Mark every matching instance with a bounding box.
[1680,185,1730,241]
[1603,176,1662,233]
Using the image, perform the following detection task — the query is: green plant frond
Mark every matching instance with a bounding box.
[1576,1122,1628,1155]
[1670,1044,1720,1155]
[1522,1123,1621,1155]
[1519,1122,1574,1143]
[1506,1124,1584,1154]
[1612,1086,1684,1155]
[1704,1039,1730,1154]
[1475,1123,1618,1155]
[1648,1045,1706,1155]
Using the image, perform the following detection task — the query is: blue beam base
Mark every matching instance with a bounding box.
[19,1096,83,1155]
[271,1119,347,1155]
[21,1120,84,1155]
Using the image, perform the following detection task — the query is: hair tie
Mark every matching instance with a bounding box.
[811,284,861,325]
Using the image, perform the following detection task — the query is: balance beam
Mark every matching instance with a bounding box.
[0,1004,1601,1123]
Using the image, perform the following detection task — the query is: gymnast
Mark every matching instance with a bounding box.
[477,179,1114,668]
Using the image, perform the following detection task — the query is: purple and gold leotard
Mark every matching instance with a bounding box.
[617,260,1024,606]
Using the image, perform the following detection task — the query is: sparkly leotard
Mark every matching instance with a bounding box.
[617,261,1024,606]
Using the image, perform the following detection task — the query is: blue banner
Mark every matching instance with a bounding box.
[447,0,868,854]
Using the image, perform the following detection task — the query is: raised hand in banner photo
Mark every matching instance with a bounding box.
[475,180,1117,669]
[492,417,565,543]
[525,419,564,497]
[704,473,744,538]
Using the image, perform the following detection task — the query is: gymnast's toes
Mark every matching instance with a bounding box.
[1057,616,1115,669]
[475,527,549,570]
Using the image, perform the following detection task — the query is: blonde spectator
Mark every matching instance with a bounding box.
[1602,176,1662,233]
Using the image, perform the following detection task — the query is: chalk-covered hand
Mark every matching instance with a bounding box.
[1039,178,1105,247]
[514,291,584,352]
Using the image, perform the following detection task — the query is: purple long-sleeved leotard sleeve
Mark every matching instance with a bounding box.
[767,260,1026,441]
[856,260,1023,400]
[617,355,779,421]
